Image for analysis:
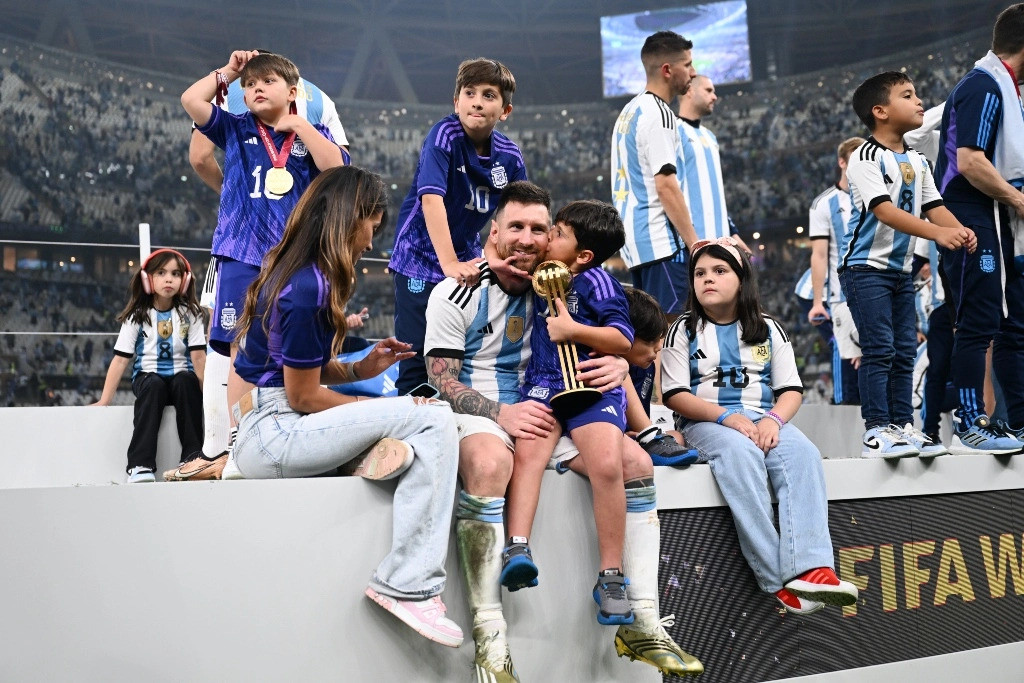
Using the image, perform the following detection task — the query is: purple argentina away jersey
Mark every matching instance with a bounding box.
[234,264,335,387]
[199,104,334,267]
[389,113,527,283]
[525,267,634,392]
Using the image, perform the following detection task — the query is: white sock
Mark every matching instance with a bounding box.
[202,350,230,457]
[623,497,661,630]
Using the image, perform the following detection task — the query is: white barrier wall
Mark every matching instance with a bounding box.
[0,406,1022,683]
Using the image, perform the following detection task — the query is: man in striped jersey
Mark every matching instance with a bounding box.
[424,182,703,680]
[806,137,864,405]
[611,31,698,318]
[676,75,752,262]
[841,72,977,458]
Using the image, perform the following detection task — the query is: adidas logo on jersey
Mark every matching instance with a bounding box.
[457,165,467,174]
[690,349,707,360]
[245,137,258,145]
[477,323,493,335]
[601,405,618,416]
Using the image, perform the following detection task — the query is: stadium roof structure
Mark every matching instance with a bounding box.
[0,0,1008,104]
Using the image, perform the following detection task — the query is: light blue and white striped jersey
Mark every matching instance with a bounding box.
[611,92,686,269]
[793,268,814,300]
[661,313,802,423]
[677,118,730,242]
[423,262,532,405]
[808,184,852,303]
[841,138,943,273]
[224,78,349,146]
[113,307,206,380]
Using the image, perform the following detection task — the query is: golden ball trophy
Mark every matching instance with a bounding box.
[532,260,602,415]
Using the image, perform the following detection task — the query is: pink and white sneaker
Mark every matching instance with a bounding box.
[349,438,415,481]
[775,588,823,615]
[365,586,464,647]
[784,567,858,606]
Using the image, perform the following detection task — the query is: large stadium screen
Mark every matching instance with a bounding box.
[601,1,751,98]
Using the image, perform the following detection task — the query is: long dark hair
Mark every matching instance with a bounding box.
[236,166,388,357]
[116,251,202,326]
[685,244,769,345]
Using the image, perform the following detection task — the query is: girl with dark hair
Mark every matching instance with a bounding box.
[231,166,463,648]
[661,237,858,614]
[93,249,206,483]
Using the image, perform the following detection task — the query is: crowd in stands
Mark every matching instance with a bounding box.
[0,29,990,405]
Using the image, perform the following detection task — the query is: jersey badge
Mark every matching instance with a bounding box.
[505,316,524,343]
[566,293,579,315]
[980,250,996,273]
[220,306,237,330]
[899,162,915,185]
[752,343,770,363]
[407,278,425,294]
[292,140,308,157]
[157,319,173,340]
[527,385,550,400]
[180,322,190,341]
[490,165,508,189]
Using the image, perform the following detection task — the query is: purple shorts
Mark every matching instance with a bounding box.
[521,383,627,432]
[209,258,260,356]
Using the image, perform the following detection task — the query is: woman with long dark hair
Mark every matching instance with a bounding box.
[232,166,463,647]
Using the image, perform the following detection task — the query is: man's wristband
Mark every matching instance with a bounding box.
[715,409,737,425]
[764,411,786,428]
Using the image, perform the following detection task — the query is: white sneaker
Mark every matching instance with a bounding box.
[127,466,156,483]
[900,424,949,457]
[221,451,244,480]
[861,425,919,459]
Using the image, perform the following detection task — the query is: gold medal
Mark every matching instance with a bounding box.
[266,167,294,195]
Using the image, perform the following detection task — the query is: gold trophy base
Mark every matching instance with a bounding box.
[550,387,603,417]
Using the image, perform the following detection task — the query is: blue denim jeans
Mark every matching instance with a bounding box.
[840,267,916,429]
[683,412,835,593]
[233,388,460,599]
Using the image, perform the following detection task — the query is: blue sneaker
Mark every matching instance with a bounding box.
[951,412,1024,455]
[592,569,634,625]
[500,537,538,591]
[861,425,919,459]
[642,432,700,467]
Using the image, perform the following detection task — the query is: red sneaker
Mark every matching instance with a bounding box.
[784,567,858,606]
[774,588,823,615]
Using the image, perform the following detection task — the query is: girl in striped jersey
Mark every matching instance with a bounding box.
[661,238,858,614]
[93,250,207,483]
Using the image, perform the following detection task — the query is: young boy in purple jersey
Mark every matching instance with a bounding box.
[176,50,344,479]
[501,200,638,626]
[389,58,527,395]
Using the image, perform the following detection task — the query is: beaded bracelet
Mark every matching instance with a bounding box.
[715,409,737,425]
[764,411,786,428]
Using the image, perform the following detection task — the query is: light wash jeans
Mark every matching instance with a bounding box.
[682,411,835,593]
[233,387,460,599]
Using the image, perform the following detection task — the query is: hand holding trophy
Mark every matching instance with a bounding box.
[532,260,602,415]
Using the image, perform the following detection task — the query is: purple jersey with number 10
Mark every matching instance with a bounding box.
[389,113,527,284]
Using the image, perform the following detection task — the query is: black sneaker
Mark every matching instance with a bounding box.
[500,537,538,592]
[642,433,699,467]
[592,569,634,625]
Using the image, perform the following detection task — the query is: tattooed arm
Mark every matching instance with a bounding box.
[426,353,556,440]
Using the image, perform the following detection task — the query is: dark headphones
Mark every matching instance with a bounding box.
[140,249,192,296]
